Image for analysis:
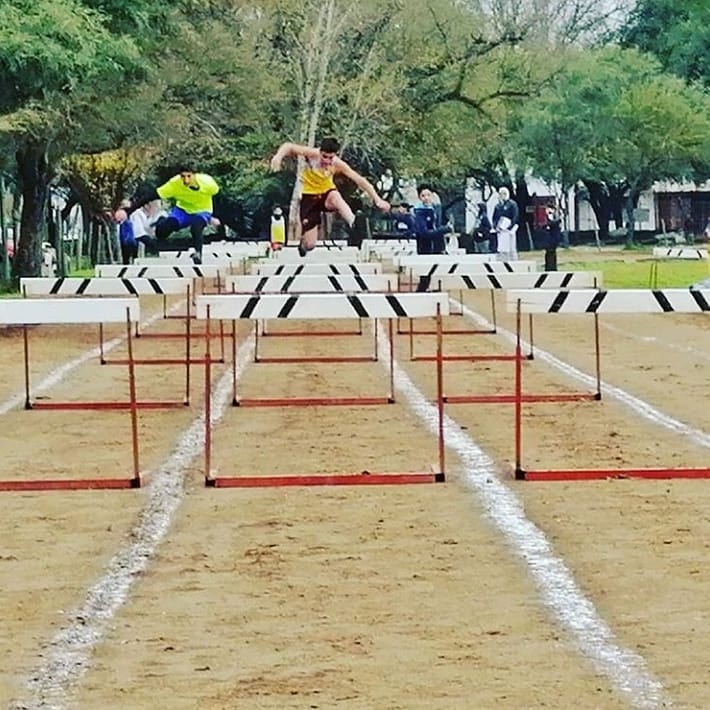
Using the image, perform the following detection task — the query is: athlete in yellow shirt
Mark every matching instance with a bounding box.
[270,137,390,255]
[114,165,220,264]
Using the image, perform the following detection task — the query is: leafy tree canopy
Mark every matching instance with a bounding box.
[619,0,710,85]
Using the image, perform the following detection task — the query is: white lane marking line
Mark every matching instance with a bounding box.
[456,298,710,448]
[10,335,255,710]
[379,323,669,710]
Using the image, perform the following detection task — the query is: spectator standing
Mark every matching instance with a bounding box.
[543,206,562,271]
[492,187,519,259]
[472,201,493,253]
[413,184,451,255]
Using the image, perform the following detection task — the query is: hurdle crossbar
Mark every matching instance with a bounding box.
[249,264,383,341]
[226,274,399,361]
[410,271,602,362]
[252,262,381,276]
[507,288,710,480]
[0,297,143,491]
[195,292,450,487]
[396,260,540,339]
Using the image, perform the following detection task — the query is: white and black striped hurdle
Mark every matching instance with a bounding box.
[393,253,538,272]
[95,263,228,291]
[224,274,399,363]
[20,276,212,403]
[648,247,708,287]
[252,262,382,276]
[226,273,397,294]
[245,264,385,336]
[265,245,363,263]
[362,238,417,260]
[399,259,539,324]
[92,266,231,357]
[507,288,710,481]
[410,271,603,362]
[135,255,245,272]
[652,247,707,260]
[396,259,541,339]
[194,292,450,488]
[0,297,143,491]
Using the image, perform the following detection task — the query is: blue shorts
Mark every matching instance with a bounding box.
[168,206,211,229]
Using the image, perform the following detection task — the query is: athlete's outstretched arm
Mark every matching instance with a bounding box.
[270,142,319,171]
[337,160,390,211]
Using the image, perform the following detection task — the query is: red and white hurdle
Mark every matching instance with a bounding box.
[0,297,143,491]
[195,292,449,488]
[21,276,204,405]
[411,270,603,363]
[507,287,710,480]
[225,273,399,362]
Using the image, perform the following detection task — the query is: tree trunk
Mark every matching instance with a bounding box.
[624,188,641,248]
[13,141,52,279]
[582,180,611,241]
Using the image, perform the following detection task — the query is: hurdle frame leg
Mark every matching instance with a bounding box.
[436,304,445,475]
[125,307,141,486]
[184,284,192,405]
[205,306,213,485]
[23,325,31,410]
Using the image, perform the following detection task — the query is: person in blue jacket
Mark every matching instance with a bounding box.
[381,202,416,237]
[413,185,451,254]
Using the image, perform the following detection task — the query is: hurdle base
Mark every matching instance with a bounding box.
[443,392,599,404]
[254,356,377,364]
[102,357,222,366]
[398,328,495,336]
[0,476,141,491]
[136,332,230,339]
[413,354,518,363]
[206,471,446,487]
[233,396,393,407]
[261,329,362,337]
[517,467,710,481]
[29,400,188,411]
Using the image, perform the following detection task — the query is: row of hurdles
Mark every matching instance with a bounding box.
[3,246,709,491]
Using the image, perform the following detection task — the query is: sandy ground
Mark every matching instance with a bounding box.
[0,269,709,709]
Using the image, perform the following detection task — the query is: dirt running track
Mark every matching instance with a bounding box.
[0,280,709,709]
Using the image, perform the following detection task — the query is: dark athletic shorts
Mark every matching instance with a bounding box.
[300,190,335,232]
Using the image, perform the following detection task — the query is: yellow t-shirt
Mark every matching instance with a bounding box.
[301,158,336,195]
[156,173,219,214]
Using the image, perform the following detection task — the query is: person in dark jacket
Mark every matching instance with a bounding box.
[473,202,493,253]
[382,202,416,237]
[413,184,451,254]
[544,206,562,271]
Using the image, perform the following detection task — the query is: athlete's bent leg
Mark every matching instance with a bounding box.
[325,190,355,226]
[189,217,208,262]
[154,217,180,241]
[300,224,319,252]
